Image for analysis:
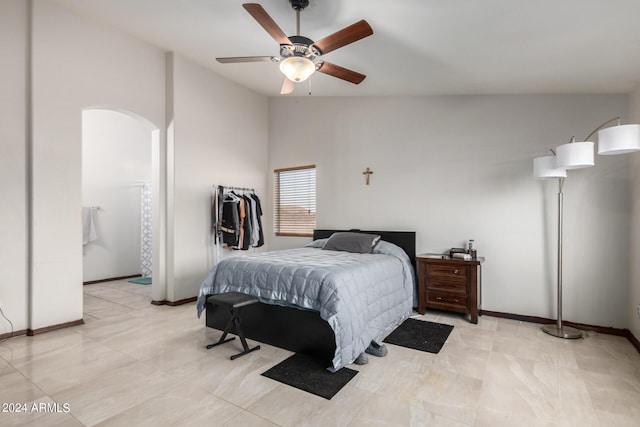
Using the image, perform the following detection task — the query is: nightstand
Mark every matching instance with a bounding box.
[416,254,484,324]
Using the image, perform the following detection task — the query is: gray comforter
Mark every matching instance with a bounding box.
[196,240,415,372]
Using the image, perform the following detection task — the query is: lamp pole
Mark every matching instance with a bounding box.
[542,177,582,339]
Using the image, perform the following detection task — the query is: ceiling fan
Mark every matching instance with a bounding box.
[216,1,373,94]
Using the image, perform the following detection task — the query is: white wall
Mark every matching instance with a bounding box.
[4,0,634,333]
[170,54,269,301]
[0,0,28,334]
[629,86,640,339]
[3,1,269,333]
[29,0,166,329]
[82,109,153,282]
[269,95,631,328]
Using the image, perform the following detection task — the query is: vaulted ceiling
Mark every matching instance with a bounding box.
[52,0,640,97]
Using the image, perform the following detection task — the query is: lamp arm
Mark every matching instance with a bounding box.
[582,116,620,141]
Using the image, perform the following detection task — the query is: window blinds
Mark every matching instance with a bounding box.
[273,165,316,237]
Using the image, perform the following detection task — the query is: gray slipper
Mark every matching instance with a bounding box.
[354,352,369,365]
[365,341,388,357]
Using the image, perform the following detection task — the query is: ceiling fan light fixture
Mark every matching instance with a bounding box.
[279,56,315,82]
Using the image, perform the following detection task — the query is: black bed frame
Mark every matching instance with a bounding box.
[205,229,416,363]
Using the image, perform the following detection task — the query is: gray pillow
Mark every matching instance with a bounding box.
[322,232,381,254]
[305,238,327,249]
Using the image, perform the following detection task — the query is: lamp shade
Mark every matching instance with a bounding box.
[597,124,640,155]
[533,155,567,179]
[555,141,594,169]
[279,56,315,82]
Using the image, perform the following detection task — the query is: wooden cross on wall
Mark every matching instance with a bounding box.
[362,167,373,185]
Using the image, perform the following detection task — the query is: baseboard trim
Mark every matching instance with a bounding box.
[83,275,142,285]
[26,319,85,336]
[627,331,640,354]
[151,296,197,306]
[481,309,640,353]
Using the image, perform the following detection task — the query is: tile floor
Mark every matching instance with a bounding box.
[1,279,639,426]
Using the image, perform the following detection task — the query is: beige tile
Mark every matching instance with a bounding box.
[348,392,470,427]
[0,367,47,406]
[582,369,640,427]
[353,341,484,425]
[82,294,135,319]
[183,348,285,408]
[387,367,483,425]
[248,382,373,427]
[94,382,242,427]
[1,280,638,427]
[1,328,86,366]
[50,361,182,425]
[477,352,599,426]
[491,330,580,368]
[215,409,279,427]
[12,337,138,395]
[572,332,640,378]
[445,322,496,352]
[432,341,492,380]
[349,344,436,393]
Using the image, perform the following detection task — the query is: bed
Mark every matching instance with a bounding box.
[196,229,416,372]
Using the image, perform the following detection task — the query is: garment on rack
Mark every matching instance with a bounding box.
[237,192,248,250]
[249,193,264,247]
[245,195,258,247]
[220,193,240,247]
[241,194,253,250]
[211,187,218,244]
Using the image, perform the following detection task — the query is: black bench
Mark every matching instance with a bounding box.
[205,292,261,360]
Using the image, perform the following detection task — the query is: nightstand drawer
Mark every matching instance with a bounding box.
[427,277,467,293]
[426,291,468,310]
[426,264,467,279]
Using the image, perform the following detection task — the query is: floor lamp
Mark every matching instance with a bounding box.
[533,117,640,339]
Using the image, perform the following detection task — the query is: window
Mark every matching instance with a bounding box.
[274,165,316,237]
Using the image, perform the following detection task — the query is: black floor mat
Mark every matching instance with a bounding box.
[261,353,358,400]
[383,318,454,354]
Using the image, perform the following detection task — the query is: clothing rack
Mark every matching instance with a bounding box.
[211,185,263,250]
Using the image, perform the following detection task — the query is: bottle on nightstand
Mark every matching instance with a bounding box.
[468,239,477,260]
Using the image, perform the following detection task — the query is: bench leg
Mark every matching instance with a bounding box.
[206,307,237,349]
[206,306,260,359]
[230,316,260,360]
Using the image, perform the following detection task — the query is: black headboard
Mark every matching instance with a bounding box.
[313,229,416,271]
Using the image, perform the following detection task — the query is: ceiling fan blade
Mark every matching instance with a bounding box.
[243,3,292,46]
[312,20,373,55]
[216,56,277,63]
[317,61,366,84]
[280,77,295,95]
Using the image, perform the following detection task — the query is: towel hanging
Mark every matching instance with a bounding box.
[82,206,98,245]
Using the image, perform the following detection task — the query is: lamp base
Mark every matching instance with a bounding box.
[541,324,583,339]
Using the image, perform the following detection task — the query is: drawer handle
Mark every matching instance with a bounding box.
[435,296,459,303]
[454,269,459,274]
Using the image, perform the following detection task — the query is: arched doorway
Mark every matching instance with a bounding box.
[81,107,161,299]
